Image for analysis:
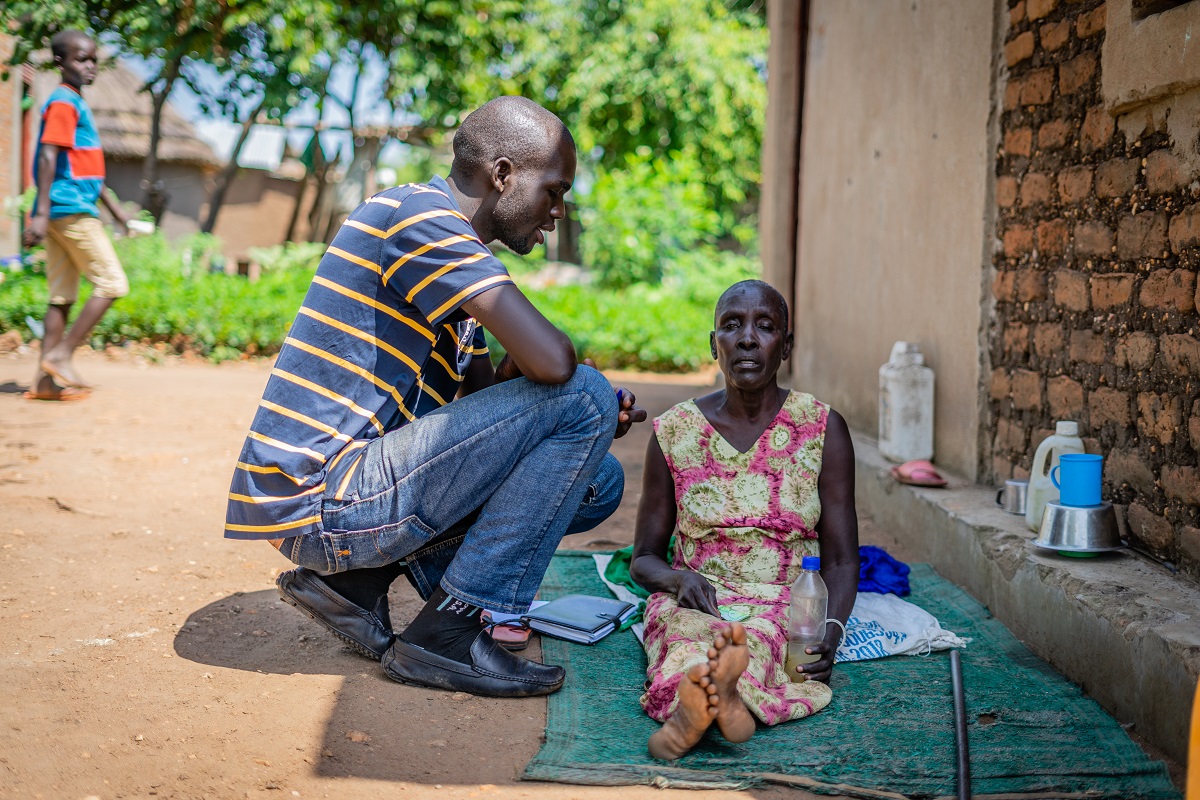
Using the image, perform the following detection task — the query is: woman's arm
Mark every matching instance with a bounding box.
[802,408,861,682]
[630,434,720,616]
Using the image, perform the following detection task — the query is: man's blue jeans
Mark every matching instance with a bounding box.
[280,366,621,614]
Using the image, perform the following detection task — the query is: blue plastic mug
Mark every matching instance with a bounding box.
[1050,453,1104,507]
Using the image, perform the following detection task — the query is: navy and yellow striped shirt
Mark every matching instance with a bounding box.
[224,176,510,540]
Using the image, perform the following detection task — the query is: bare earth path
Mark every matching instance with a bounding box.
[0,349,911,800]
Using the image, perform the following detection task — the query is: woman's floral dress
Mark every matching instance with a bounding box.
[640,390,833,725]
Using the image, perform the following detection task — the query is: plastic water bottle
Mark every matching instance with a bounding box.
[1025,420,1086,532]
[786,555,828,681]
[878,341,935,463]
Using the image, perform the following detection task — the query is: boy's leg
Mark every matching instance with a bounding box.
[32,224,77,397]
[40,216,128,389]
[31,303,72,398]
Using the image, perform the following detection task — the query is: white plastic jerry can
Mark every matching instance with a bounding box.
[1024,420,1086,532]
[878,341,935,463]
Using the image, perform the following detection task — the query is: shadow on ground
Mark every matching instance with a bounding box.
[169,379,718,788]
[175,586,548,785]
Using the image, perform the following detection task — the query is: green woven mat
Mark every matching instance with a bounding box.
[523,551,1180,799]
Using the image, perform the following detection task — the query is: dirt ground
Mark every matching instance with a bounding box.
[0,346,937,800]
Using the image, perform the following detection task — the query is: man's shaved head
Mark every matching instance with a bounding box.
[452,96,574,176]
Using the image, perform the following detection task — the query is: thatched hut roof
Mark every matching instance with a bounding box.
[33,59,221,169]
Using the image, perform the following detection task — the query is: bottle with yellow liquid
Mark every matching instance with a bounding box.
[786,555,828,682]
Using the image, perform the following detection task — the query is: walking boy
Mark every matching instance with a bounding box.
[25,30,130,399]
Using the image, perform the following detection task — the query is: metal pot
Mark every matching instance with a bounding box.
[1032,501,1125,555]
[995,479,1028,515]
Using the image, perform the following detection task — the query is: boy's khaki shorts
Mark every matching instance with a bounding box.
[45,214,129,305]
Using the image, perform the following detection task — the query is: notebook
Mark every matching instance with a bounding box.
[520,593,637,644]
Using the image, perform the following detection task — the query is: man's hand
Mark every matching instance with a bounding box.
[23,216,48,248]
[673,570,720,616]
[614,387,647,438]
[577,358,646,437]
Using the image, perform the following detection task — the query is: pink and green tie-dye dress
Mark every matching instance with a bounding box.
[640,390,833,726]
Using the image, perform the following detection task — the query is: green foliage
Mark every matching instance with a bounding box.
[5,187,38,219]
[245,241,327,272]
[0,232,757,372]
[490,249,759,373]
[579,149,720,287]
[0,232,312,357]
[502,0,767,232]
[492,245,546,279]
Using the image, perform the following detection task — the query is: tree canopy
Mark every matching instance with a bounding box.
[3,0,767,275]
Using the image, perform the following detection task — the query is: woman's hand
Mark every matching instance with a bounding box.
[798,641,836,683]
[673,571,720,617]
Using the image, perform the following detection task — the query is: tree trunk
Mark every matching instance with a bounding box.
[201,98,265,234]
[306,156,332,244]
[283,178,308,244]
[139,57,182,222]
[285,134,325,244]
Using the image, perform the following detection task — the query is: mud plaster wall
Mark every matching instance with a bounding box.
[0,36,22,257]
[793,0,996,479]
[990,0,1200,576]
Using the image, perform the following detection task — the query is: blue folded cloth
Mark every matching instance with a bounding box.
[858,545,911,596]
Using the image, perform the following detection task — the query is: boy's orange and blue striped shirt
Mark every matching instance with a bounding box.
[224,177,509,540]
[35,84,106,218]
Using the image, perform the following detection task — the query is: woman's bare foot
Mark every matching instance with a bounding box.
[707,622,755,743]
[647,662,718,760]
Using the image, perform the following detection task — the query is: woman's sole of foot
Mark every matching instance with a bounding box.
[648,662,718,760]
[708,622,755,744]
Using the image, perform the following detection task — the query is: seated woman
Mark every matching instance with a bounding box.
[630,280,860,760]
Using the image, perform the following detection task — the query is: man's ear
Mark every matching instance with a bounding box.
[782,330,794,362]
[709,331,717,360]
[490,157,513,193]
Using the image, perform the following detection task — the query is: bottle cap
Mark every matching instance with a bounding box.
[801,555,821,571]
[1055,421,1079,436]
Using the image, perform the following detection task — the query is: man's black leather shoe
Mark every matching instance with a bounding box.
[382,630,565,697]
[276,567,394,660]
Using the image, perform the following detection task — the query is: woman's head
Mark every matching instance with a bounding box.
[710,281,793,391]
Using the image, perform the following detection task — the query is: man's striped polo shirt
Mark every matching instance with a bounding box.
[224,176,511,540]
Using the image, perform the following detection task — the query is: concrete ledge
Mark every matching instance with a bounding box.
[851,432,1200,763]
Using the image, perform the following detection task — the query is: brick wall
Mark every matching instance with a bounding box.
[990,0,1200,575]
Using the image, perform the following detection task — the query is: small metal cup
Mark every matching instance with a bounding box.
[995,479,1028,515]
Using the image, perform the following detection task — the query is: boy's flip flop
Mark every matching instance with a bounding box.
[890,459,948,487]
[23,387,91,402]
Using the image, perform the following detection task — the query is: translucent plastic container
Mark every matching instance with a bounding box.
[786,555,828,681]
[879,341,935,463]
[1025,421,1086,532]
